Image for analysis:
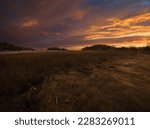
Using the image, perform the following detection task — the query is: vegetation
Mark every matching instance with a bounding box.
[47,47,67,51]
[82,44,150,52]
[0,42,33,51]
[141,46,150,51]
[82,45,115,51]
[0,50,150,112]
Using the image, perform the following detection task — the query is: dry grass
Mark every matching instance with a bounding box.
[0,50,150,111]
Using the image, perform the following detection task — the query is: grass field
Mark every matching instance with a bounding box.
[0,50,150,111]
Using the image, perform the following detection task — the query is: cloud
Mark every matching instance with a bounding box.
[0,0,149,49]
[19,19,39,28]
[84,12,150,40]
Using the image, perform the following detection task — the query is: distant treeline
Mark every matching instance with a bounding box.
[47,47,67,51]
[82,45,114,51]
[0,42,33,51]
[82,44,150,51]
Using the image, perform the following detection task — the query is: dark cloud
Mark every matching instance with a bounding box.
[0,0,149,49]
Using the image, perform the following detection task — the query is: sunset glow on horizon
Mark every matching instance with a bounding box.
[0,0,150,50]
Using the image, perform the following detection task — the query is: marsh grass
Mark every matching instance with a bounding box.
[0,50,150,111]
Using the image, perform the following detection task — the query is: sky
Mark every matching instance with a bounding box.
[0,0,150,50]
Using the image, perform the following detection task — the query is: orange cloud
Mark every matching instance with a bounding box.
[85,13,150,40]
[20,19,39,28]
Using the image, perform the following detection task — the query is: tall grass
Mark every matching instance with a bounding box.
[0,50,149,111]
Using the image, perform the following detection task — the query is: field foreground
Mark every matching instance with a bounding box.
[0,50,150,111]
